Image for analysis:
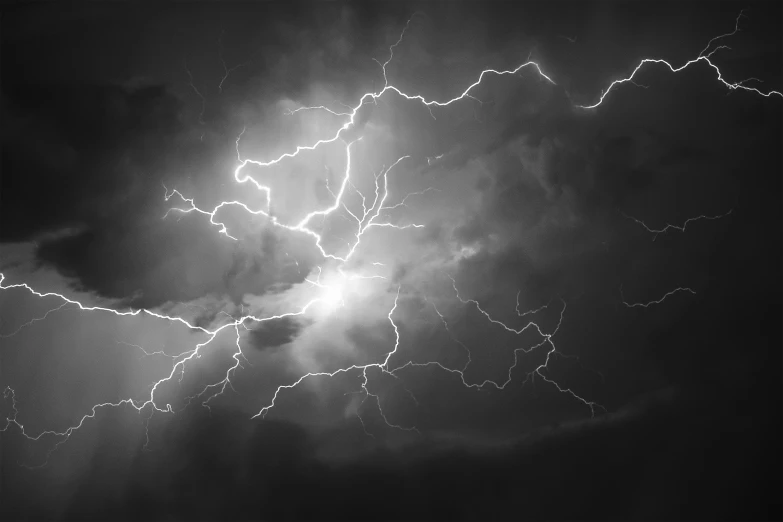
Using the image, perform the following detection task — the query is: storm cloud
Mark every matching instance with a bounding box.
[1,1,781,520]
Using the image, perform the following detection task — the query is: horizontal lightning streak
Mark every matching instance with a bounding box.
[0,301,70,338]
[252,286,419,434]
[622,209,733,240]
[167,140,424,262]
[516,293,552,319]
[115,340,189,360]
[577,10,781,108]
[621,286,696,308]
[0,272,342,466]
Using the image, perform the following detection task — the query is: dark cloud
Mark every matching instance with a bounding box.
[248,316,301,351]
[1,83,181,240]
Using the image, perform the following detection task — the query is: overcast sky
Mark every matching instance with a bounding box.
[1,1,781,520]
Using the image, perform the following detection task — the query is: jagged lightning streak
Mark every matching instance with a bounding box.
[252,285,420,435]
[697,9,747,60]
[179,7,782,223]
[284,105,353,118]
[169,9,775,261]
[217,28,252,94]
[115,340,189,360]
[0,274,215,333]
[163,185,271,242]
[0,272,346,466]
[211,13,557,206]
[516,293,552,319]
[622,209,733,241]
[577,12,782,109]
[448,277,602,414]
[390,281,603,417]
[426,295,472,373]
[183,323,248,413]
[620,285,697,309]
[275,8,779,159]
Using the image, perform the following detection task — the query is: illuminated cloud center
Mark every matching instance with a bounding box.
[323,284,344,307]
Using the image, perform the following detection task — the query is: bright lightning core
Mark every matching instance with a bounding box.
[322,286,344,308]
[307,269,347,314]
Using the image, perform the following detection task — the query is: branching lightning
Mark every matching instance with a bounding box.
[577,11,781,109]
[0,301,71,338]
[115,340,186,360]
[0,272,341,466]
[2,10,779,465]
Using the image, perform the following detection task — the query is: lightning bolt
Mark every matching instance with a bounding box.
[0,272,345,466]
[167,8,772,263]
[516,293,552,319]
[620,285,697,309]
[252,285,420,437]
[622,209,733,241]
[165,140,425,263]
[115,340,187,360]
[217,28,252,94]
[169,8,773,258]
[184,58,206,126]
[391,282,604,417]
[3,9,777,464]
[0,301,70,338]
[577,11,781,109]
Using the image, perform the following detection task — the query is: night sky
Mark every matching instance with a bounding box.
[1,1,781,521]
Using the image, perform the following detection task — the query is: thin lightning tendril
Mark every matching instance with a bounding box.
[0,302,70,338]
[0,272,338,466]
[620,285,697,309]
[184,59,206,126]
[622,209,733,241]
[577,12,781,109]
